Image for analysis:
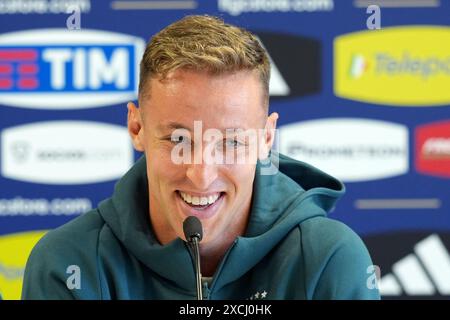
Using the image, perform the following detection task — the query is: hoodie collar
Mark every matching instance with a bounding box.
[98,153,345,293]
[212,152,345,289]
[98,156,196,292]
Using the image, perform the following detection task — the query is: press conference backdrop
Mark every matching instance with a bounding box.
[0,0,449,300]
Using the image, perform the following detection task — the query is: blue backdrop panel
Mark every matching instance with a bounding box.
[0,0,449,299]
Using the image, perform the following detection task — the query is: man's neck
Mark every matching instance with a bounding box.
[199,236,236,277]
[198,205,251,277]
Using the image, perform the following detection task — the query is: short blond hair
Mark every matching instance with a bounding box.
[139,15,270,108]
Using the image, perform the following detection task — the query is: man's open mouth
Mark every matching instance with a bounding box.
[177,191,225,210]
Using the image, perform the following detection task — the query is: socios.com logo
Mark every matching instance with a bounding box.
[1,121,134,184]
[415,120,450,178]
[334,26,450,106]
[0,29,145,109]
[278,118,408,182]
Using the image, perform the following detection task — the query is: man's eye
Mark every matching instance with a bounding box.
[171,135,189,144]
[224,139,242,148]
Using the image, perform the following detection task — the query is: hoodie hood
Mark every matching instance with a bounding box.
[98,152,345,294]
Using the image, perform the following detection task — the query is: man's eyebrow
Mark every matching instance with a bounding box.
[157,122,248,133]
[224,127,249,132]
[157,122,192,132]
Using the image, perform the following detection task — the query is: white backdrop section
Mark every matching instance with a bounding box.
[279,118,409,182]
[1,121,134,184]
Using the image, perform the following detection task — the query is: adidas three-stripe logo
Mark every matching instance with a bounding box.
[380,234,450,296]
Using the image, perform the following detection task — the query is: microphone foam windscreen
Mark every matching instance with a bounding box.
[183,216,203,241]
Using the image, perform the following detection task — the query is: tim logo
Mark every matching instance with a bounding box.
[0,29,145,109]
[415,120,450,178]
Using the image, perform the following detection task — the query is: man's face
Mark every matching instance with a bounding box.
[128,69,277,247]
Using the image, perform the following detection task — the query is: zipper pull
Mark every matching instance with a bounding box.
[202,280,210,300]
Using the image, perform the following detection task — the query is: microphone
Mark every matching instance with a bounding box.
[183,216,203,300]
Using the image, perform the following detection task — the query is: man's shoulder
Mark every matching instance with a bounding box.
[296,216,379,299]
[22,210,107,299]
[31,209,106,259]
[297,216,371,266]
[300,216,364,248]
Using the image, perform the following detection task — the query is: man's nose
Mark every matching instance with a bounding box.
[185,160,218,191]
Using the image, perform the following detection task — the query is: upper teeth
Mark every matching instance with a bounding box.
[180,191,220,205]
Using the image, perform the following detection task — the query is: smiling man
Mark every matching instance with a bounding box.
[127,66,278,277]
[22,15,379,300]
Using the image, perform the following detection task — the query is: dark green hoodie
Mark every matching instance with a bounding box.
[22,153,380,300]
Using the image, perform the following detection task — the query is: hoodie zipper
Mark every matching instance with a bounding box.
[187,239,238,300]
[202,280,210,300]
[203,239,238,299]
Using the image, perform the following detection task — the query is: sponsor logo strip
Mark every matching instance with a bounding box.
[334,26,450,106]
[1,121,134,184]
[365,233,450,297]
[279,118,408,182]
[0,231,48,300]
[0,197,92,216]
[415,235,450,294]
[415,120,450,178]
[0,29,144,109]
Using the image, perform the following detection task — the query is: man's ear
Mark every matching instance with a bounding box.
[127,102,145,152]
[259,112,279,160]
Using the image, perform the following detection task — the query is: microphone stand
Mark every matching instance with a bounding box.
[184,216,203,300]
[189,236,203,300]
